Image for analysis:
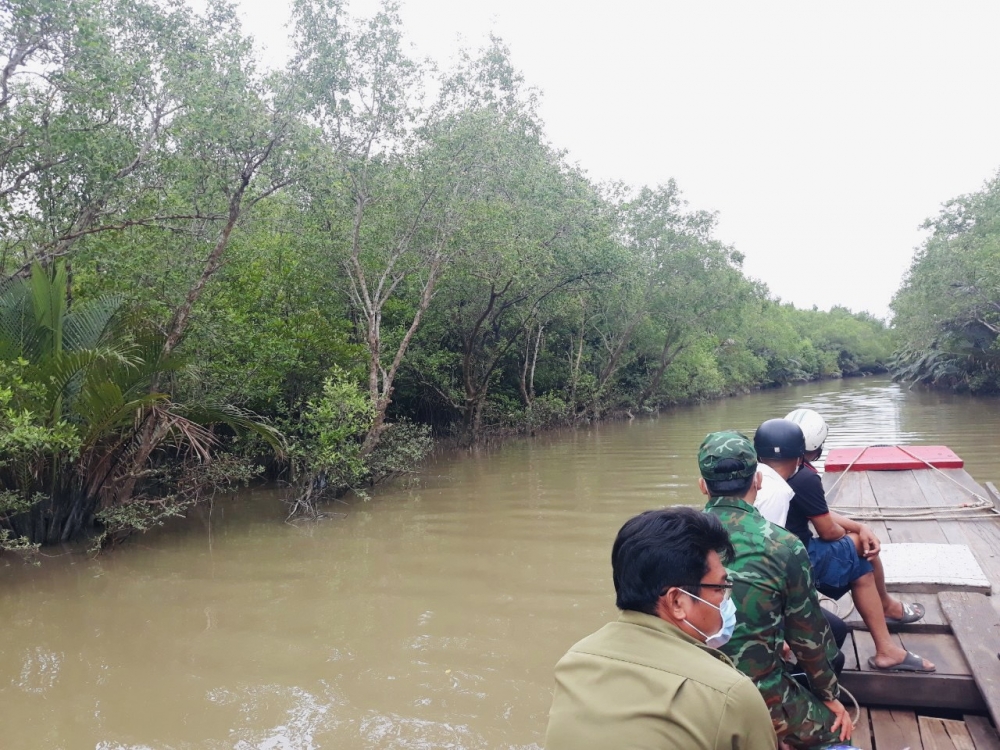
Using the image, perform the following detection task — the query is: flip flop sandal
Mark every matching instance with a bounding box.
[884,601,925,625]
[867,651,936,673]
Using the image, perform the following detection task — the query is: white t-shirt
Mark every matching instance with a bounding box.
[754,463,795,527]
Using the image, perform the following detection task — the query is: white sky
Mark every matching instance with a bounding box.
[234,0,1000,320]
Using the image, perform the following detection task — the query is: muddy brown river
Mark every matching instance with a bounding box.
[3,377,1000,749]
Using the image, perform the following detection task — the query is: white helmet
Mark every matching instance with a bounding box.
[784,408,828,452]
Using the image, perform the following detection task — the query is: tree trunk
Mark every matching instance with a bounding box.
[639,336,686,407]
[359,255,445,457]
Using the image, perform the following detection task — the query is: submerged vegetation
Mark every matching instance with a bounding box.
[0,0,892,549]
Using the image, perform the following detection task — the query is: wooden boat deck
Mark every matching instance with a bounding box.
[854,709,1000,750]
[822,464,1000,747]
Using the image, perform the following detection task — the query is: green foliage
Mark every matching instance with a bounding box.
[365,419,434,485]
[299,368,375,484]
[654,340,727,403]
[0,0,897,540]
[0,358,73,554]
[0,263,276,547]
[891,172,1000,392]
[284,368,433,516]
[91,453,261,551]
[285,368,374,516]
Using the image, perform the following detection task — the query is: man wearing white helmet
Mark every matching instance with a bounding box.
[784,408,935,673]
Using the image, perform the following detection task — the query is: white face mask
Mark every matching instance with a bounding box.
[683,590,737,649]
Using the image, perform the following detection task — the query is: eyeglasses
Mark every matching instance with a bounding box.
[691,582,733,602]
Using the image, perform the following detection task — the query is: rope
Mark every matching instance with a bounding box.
[819,593,856,621]
[787,666,861,729]
[895,444,989,503]
[824,444,1000,523]
[840,509,1000,521]
[840,684,861,729]
[823,446,868,495]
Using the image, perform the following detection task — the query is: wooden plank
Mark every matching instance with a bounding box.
[919,716,976,750]
[940,592,1000,724]
[843,631,859,671]
[867,470,950,545]
[852,706,874,750]
[857,470,891,544]
[899,632,973,676]
[870,708,923,749]
[935,471,1000,601]
[941,469,990,498]
[825,469,891,544]
[854,629,905,672]
[964,715,1000,750]
[986,482,1000,511]
[912,470,975,547]
[844,629,983,711]
[840,669,986,712]
[853,627,879,673]
[949,520,1000,602]
[823,467,856,505]
[844,592,951,635]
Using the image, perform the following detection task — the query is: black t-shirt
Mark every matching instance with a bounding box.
[786,462,830,545]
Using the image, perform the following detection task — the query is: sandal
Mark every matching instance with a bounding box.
[884,601,925,625]
[867,651,935,673]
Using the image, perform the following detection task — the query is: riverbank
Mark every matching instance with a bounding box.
[426,369,888,452]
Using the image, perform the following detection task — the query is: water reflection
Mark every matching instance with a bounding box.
[16,646,63,693]
[2,378,1000,749]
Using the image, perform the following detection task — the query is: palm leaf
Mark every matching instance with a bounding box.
[29,262,66,357]
[63,294,127,352]
[26,347,141,418]
[173,402,286,456]
[74,382,171,449]
[0,274,39,361]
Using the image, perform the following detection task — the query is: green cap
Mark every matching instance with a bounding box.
[698,431,758,486]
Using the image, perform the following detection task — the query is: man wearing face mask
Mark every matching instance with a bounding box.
[544,506,776,750]
[699,431,851,749]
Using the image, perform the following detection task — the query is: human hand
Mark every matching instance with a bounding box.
[823,699,852,742]
[781,642,792,662]
[858,526,880,558]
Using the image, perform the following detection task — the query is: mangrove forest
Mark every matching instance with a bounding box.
[0,0,895,551]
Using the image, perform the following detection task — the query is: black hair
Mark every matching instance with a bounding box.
[611,506,735,616]
[705,473,754,497]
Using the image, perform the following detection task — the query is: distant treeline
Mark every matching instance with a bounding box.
[0,0,892,549]
[891,172,1000,393]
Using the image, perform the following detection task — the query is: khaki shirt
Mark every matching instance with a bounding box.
[544,610,776,750]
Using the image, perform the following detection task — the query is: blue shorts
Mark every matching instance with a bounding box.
[807,536,874,600]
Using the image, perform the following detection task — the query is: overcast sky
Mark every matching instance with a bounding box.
[233,0,1000,320]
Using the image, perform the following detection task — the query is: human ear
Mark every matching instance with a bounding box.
[698,477,710,497]
[656,587,690,621]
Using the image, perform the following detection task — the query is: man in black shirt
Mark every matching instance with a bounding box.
[784,408,935,673]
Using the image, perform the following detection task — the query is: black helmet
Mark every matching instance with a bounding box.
[753,419,805,460]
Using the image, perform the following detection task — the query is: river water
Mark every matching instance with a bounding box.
[2,377,999,749]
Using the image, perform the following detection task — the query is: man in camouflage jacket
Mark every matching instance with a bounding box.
[698,430,851,749]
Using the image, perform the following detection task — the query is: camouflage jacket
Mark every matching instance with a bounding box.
[704,496,840,703]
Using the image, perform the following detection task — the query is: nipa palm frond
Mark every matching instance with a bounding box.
[0,273,40,361]
[62,294,127,352]
[173,402,286,456]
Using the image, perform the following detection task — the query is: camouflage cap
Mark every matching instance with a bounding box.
[698,430,758,484]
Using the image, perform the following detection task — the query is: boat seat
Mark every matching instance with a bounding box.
[877,543,990,594]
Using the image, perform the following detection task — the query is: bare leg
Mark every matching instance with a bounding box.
[850,572,934,669]
[847,532,903,618]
